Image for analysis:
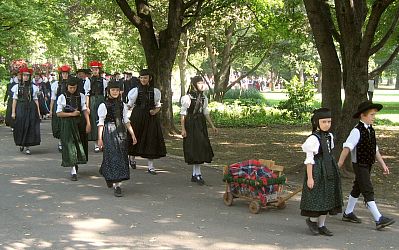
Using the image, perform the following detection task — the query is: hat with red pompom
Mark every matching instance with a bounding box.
[89,61,103,68]
[58,65,71,72]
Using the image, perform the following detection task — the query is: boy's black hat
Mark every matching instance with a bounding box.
[108,80,121,89]
[76,68,85,73]
[66,77,80,86]
[353,101,383,118]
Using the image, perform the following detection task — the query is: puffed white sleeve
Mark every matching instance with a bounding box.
[301,135,320,165]
[203,95,210,115]
[32,85,39,100]
[103,79,108,95]
[84,78,90,96]
[56,94,66,113]
[127,88,138,108]
[97,103,107,126]
[123,103,130,124]
[50,81,58,100]
[343,128,360,151]
[154,88,161,108]
[80,93,87,111]
[180,95,191,116]
[11,85,18,99]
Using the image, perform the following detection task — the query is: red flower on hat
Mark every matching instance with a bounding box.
[58,65,71,72]
[19,67,33,74]
[89,61,103,68]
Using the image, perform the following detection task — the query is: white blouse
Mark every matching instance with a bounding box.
[127,87,161,108]
[97,102,130,126]
[11,84,39,100]
[301,133,335,164]
[180,94,210,116]
[56,93,87,113]
[50,81,59,100]
[85,77,108,96]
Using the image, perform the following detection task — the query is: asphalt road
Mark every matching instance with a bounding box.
[0,120,397,249]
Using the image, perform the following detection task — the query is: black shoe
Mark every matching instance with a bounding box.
[147,169,157,175]
[71,174,78,181]
[376,216,395,230]
[114,187,123,197]
[318,226,333,236]
[58,144,62,152]
[106,181,113,188]
[196,175,205,185]
[191,175,197,182]
[19,146,24,152]
[129,160,136,169]
[342,212,362,223]
[75,165,79,173]
[306,218,319,235]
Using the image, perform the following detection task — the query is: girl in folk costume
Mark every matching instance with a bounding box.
[4,71,21,129]
[50,65,71,151]
[127,69,166,175]
[180,76,217,185]
[86,61,108,152]
[11,67,41,155]
[32,72,50,119]
[300,108,343,236]
[56,77,91,181]
[97,80,137,197]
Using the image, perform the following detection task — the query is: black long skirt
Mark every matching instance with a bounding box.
[127,107,166,159]
[183,113,214,164]
[13,101,41,147]
[5,97,14,127]
[60,115,88,167]
[100,122,130,183]
[51,107,61,139]
[38,94,49,116]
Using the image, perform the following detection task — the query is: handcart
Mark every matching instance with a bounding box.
[222,159,302,214]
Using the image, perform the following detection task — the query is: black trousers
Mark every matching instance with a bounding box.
[350,163,374,202]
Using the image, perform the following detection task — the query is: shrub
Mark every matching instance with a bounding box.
[223,88,266,101]
[277,76,315,120]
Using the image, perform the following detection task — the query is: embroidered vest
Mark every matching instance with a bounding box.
[187,93,205,115]
[355,122,376,165]
[136,85,155,110]
[311,131,332,158]
[104,100,124,123]
[89,76,105,96]
[64,92,82,112]
[17,83,34,102]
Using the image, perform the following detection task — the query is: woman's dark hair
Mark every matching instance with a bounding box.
[187,75,203,93]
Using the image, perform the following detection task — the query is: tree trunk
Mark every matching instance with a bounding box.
[317,65,322,93]
[396,70,399,89]
[178,30,190,99]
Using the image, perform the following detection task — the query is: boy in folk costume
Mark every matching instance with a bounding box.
[127,69,166,175]
[11,67,41,155]
[32,72,50,119]
[76,68,90,95]
[300,108,343,236]
[50,65,71,151]
[97,80,137,197]
[56,77,91,181]
[338,101,395,230]
[180,76,217,185]
[86,61,108,152]
[4,71,20,129]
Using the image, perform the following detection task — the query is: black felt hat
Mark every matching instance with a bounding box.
[66,77,80,86]
[353,101,383,118]
[76,68,85,73]
[107,80,121,89]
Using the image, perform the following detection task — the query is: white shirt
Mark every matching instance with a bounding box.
[180,94,210,116]
[50,81,59,100]
[343,120,379,163]
[97,102,130,126]
[56,93,87,113]
[127,87,161,108]
[368,80,375,92]
[11,84,39,100]
[301,133,335,165]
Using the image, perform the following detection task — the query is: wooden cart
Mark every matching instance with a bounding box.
[223,159,302,214]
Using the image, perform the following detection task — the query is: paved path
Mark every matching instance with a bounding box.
[0,121,397,249]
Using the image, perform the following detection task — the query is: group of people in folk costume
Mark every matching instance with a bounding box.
[4,61,218,197]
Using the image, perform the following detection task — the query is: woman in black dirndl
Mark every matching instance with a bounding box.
[127,69,166,175]
[180,76,217,185]
[87,61,107,153]
[97,80,137,197]
[11,67,41,155]
[4,72,20,129]
[50,65,71,151]
[56,77,91,181]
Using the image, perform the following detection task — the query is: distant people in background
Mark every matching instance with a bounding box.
[122,72,139,103]
[4,71,20,129]
[76,68,90,95]
[368,78,375,101]
[33,72,50,119]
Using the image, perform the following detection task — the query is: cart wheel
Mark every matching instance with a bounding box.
[249,201,261,214]
[277,201,286,209]
[223,192,233,206]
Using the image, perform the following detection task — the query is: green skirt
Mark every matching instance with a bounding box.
[60,115,87,167]
[300,157,343,217]
[87,95,104,141]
